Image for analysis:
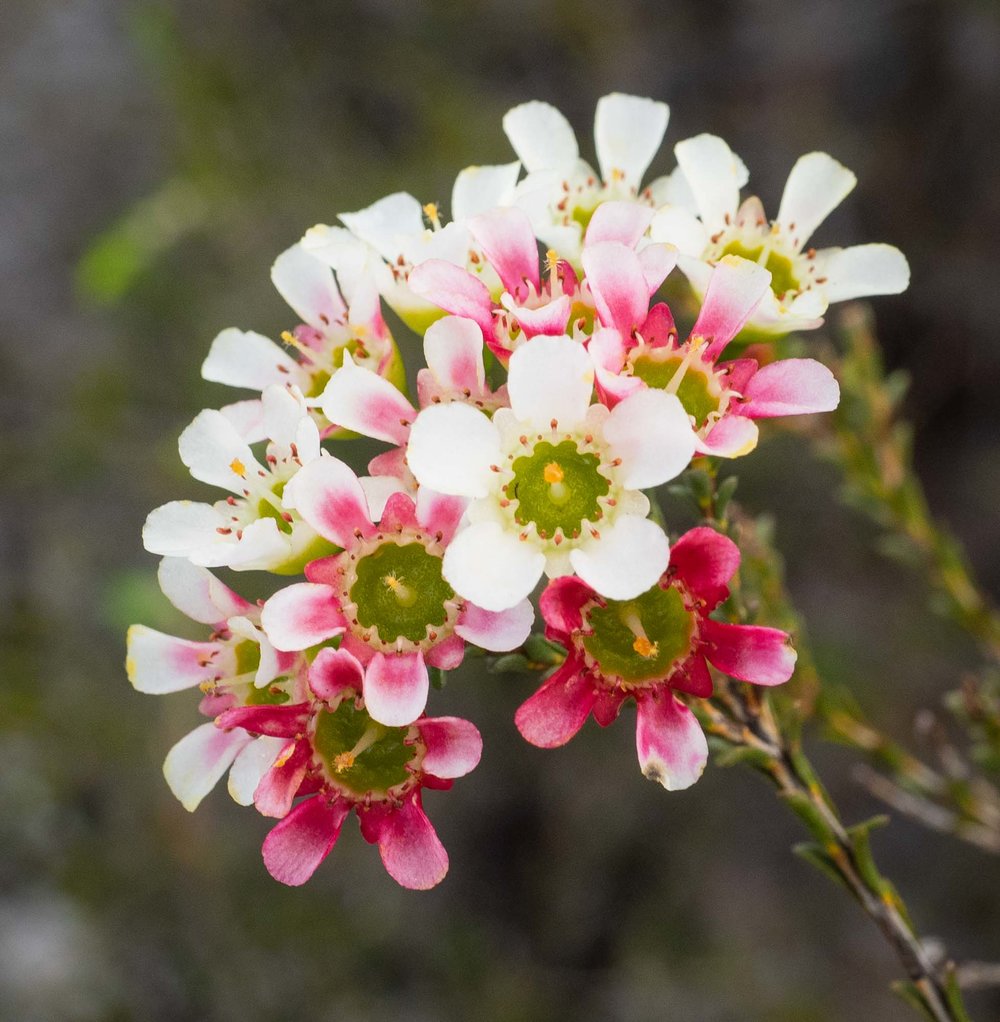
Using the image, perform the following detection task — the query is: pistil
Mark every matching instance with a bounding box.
[619,605,659,659]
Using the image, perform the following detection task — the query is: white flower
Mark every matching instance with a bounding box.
[651,134,910,334]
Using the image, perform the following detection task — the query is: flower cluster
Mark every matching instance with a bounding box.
[129,93,907,889]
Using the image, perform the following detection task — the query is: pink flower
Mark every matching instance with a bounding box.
[217,647,482,889]
[589,255,840,457]
[260,457,533,726]
[407,203,676,364]
[515,527,797,789]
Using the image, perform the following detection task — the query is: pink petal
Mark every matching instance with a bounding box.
[696,415,759,459]
[634,690,708,790]
[407,259,495,337]
[638,302,678,348]
[156,557,252,626]
[538,575,595,640]
[416,716,483,778]
[514,663,596,748]
[584,201,655,248]
[262,795,351,886]
[309,647,365,702]
[283,456,375,548]
[468,207,541,298]
[691,257,772,361]
[368,792,449,890]
[592,687,627,727]
[669,654,714,698]
[668,526,739,608]
[503,293,572,337]
[368,445,408,480]
[425,633,465,670]
[377,490,420,531]
[420,315,487,397]
[126,627,229,694]
[700,619,797,686]
[254,739,312,818]
[320,359,416,445]
[261,583,347,652]
[739,359,840,419]
[581,241,649,335]
[455,599,534,652]
[364,651,429,727]
[415,488,468,545]
[215,703,311,739]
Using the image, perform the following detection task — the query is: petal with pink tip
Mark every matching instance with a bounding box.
[692,256,773,360]
[261,583,347,652]
[582,241,649,336]
[455,599,534,652]
[415,488,468,545]
[320,356,415,445]
[503,100,579,173]
[422,315,487,396]
[701,619,797,686]
[469,207,540,297]
[406,403,501,499]
[215,703,311,738]
[228,736,287,806]
[635,690,708,790]
[178,409,263,494]
[126,627,230,694]
[507,335,594,432]
[443,521,546,612]
[741,359,840,419]
[407,260,495,336]
[668,527,739,607]
[309,646,365,702]
[282,456,374,547]
[417,717,483,778]
[262,795,351,886]
[570,516,670,601]
[777,152,856,251]
[425,633,466,670]
[595,93,669,188]
[538,575,595,638]
[372,793,449,890]
[156,557,251,625]
[673,134,742,231]
[515,663,596,748]
[695,416,759,459]
[202,328,303,391]
[271,243,347,328]
[604,388,697,488]
[254,739,312,818]
[377,490,420,532]
[584,201,655,248]
[364,652,429,727]
[502,293,572,338]
[163,723,252,811]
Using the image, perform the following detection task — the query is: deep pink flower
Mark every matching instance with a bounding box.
[515,526,797,789]
[260,457,533,726]
[217,647,482,889]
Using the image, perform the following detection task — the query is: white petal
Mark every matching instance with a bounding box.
[360,474,408,521]
[270,243,347,328]
[815,243,910,302]
[164,723,252,812]
[143,501,226,559]
[443,521,545,612]
[219,399,266,443]
[126,626,230,694]
[451,162,521,221]
[339,192,426,260]
[507,335,594,431]
[594,93,669,187]
[178,409,262,493]
[202,328,302,391]
[227,736,287,806]
[649,205,709,257]
[156,557,251,625]
[604,389,697,488]
[406,404,501,499]
[260,384,308,449]
[673,134,743,231]
[300,223,377,303]
[503,100,579,173]
[777,152,856,250]
[569,516,670,600]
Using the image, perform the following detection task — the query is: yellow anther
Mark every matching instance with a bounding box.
[545,249,560,277]
[280,330,297,345]
[383,573,417,608]
[610,167,626,182]
[422,202,441,229]
[632,637,659,659]
[543,462,565,484]
[273,743,295,769]
[230,458,246,477]
[333,751,356,773]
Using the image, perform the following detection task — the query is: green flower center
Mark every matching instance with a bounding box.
[312,699,416,796]
[630,350,722,427]
[508,439,609,539]
[256,479,292,534]
[720,240,799,298]
[582,584,694,685]
[350,540,454,644]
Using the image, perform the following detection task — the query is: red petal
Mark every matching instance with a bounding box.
[700,619,797,686]
[668,527,740,608]
[261,795,351,886]
[514,662,596,748]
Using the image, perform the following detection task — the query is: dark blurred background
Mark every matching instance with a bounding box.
[3,1,1000,1019]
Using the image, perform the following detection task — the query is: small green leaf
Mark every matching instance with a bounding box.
[488,653,531,674]
[792,842,851,893]
[428,666,446,691]
[890,980,939,1022]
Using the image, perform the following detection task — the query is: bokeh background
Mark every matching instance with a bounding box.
[4,1,1000,1019]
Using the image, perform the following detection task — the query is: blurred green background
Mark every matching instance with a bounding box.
[4,1,1000,1019]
